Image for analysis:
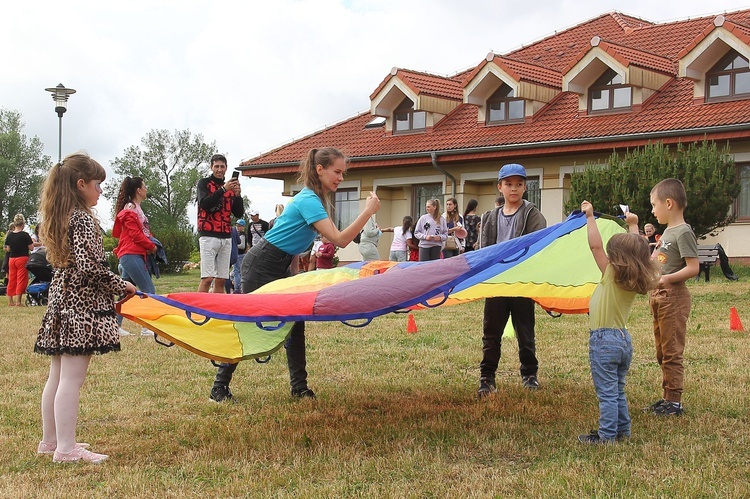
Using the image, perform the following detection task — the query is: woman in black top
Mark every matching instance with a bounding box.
[463,199,481,251]
[4,213,34,306]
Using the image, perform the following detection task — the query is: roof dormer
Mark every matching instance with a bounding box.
[563,36,673,115]
[678,15,750,101]
[369,68,462,133]
[463,53,560,124]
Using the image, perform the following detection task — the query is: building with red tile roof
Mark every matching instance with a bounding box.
[240,9,750,260]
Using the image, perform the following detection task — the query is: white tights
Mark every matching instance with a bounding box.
[40,354,92,453]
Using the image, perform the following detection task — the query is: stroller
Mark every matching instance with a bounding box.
[26,251,53,306]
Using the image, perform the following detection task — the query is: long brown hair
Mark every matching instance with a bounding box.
[401,215,413,235]
[426,199,441,222]
[606,233,659,294]
[463,198,478,219]
[115,176,145,212]
[39,152,106,267]
[445,197,460,223]
[296,147,346,213]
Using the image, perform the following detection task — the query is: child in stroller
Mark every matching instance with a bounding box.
[26,250,53,306]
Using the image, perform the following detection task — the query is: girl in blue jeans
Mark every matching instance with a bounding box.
[578,201,659,444]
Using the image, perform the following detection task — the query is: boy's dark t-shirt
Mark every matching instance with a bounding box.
[653,224,698,276]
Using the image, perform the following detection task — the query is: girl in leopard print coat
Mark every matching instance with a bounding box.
[34,153,136,464]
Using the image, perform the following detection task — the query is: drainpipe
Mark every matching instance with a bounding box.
[430,152,456,197]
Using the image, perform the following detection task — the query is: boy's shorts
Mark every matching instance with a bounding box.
[199,236,231,279]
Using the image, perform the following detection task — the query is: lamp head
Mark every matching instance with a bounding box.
[44,83,76,117]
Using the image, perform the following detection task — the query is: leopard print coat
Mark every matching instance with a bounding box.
[34,209,128,356]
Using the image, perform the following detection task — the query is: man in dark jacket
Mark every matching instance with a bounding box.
[245,209,269,249]
[477,163,547,397]
[196,154,244,293]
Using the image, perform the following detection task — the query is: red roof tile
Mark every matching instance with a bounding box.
[462,55,562,89]
[505,12,653,73]
[495,57,562,88]
[589,40,675,74]
[369,68,466,101]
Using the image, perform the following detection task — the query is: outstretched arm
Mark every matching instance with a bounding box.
[581,201,608,275]
[313,191,380,247]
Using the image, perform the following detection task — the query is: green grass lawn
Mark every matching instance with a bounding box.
[1,267,749,497]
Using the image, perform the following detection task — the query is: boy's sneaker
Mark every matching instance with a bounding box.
[477,377,497,398]
[209,385,234,403]
[291,387,316,399]
[577,430,614,444]
[522,375,540,390]
[641,399,666,413]
[616,432,631,442]
[140,327,154,337]
[118,328,132,336]
[653,401,684,416]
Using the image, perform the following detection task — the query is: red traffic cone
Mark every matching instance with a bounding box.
[407,313,418,334]
[730,307,745,331]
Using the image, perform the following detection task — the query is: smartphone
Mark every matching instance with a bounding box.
[231,170,240,180]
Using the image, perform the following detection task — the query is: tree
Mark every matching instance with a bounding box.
[565,141,740,238]
[0,109,51,228]
[105,129,217,232]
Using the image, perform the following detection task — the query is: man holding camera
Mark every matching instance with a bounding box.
[196,154,244,293]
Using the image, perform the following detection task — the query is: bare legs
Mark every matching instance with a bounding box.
[40,354,92,453]
[7,294,24,306]
[198,277,227,293]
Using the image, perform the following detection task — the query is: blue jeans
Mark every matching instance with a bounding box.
[589,328,633,441]
[233,253,245,293]
[117,254,156,326]
[389,250,407,262]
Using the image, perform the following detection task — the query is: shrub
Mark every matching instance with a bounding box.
[155,228,195,274]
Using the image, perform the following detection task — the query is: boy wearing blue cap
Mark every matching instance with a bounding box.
[477,163,547,397]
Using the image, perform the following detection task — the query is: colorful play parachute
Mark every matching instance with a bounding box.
[118,211,625,363]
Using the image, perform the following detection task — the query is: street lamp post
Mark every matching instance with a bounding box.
[44,83,76,163]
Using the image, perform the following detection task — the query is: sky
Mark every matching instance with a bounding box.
[3,0,749,228]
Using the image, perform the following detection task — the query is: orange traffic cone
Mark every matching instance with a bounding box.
[730,307,745,331]
[407,313,418,334]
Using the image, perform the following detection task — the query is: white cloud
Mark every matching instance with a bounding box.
[3,0,749,224]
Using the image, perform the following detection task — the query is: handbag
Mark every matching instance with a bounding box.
[444,235,459,251]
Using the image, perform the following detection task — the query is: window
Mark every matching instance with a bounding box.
[334,188,359,230]
[413,184,443,217]
[588,69,632,113]
[394,98,426,133]
[737,164,750,219]
[706,50,750,101]
[526,177,541,209]
[486,85,525,124]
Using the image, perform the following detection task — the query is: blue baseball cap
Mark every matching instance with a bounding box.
[498,163,527,180]
[236,219,246,226]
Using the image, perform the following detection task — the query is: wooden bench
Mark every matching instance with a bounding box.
[697,244,720,282]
